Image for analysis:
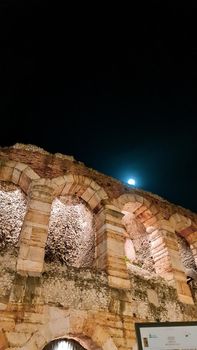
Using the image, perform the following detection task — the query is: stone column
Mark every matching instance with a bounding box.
[95,204,130,289]
[16,183,54,276]
[148,225,193,304]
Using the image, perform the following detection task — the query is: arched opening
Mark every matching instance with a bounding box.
[43,338,86,350]
[176,234,197,272]
[0,181,27,252]
[45,195,95,267]
[122,208,155,274]
[176,233,197,298]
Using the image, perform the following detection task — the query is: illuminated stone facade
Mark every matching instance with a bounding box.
[0,144,197,350]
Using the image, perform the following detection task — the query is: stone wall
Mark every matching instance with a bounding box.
[0,252,197,350]
[0,144,197,350]
[45,196,95,267]
[0,181,27,252]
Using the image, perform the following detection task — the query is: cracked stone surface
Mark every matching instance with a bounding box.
[0,181,27,251]
[45,196,95,267]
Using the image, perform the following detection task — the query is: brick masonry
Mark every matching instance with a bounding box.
[0,144,197,350]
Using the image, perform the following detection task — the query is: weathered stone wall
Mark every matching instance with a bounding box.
[0,251,197,350]
[0,181,27,252]
[0,144,197,350]
[45,196,95,267]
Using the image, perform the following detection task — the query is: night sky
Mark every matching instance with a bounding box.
[0,3,197,212]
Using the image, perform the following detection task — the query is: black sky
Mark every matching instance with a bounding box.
[0,2,197,211]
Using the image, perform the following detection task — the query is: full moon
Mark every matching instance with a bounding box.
[128,178,136,186]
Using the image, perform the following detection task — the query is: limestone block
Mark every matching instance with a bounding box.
[108,276,131,290]
[108,268,129,279]
[30,227,48,246]
[121,301,133,316]
[105,212,124,225]
[26,246,45,262]
[29,200,51,214]
[63,173,75,183]
[90,180,100,191]
[14,163,28,172]
[25,210,50,226]
[88,192,101,209]
[107,237,125,256]
[29,186,53,203]
[52,176,66,187]
[157,221,175,233]
[17,258,43,276]
[19,173,32,193]
[147,289,159,307]
[83,176,92,186]
[11,168,21,184]
[24,168,40,181]
[97,187,108,200]
[170,254,185,271]
[70,183,83,195]
[81,187,95,202]
[99,223,125,235]
[0,166,13,181]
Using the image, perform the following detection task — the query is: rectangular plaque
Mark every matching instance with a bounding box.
[135,321,197,350]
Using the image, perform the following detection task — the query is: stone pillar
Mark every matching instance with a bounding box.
[149,226,193,304]
[16,183,54,276]
[95,204,130,289]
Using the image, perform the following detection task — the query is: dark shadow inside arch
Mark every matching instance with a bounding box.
[43,338,86,350]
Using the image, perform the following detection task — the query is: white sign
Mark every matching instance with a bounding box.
[135,322,197,350]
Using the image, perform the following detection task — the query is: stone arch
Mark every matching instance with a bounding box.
[16,174,108,276]
[113,193,160,229]
[169,213,196,244]
[0,161,40,272]
[0,160,40,193]
[17,313,118,350]
[113,193,159,273]
[113,194,194,303]
[50,174,108,211]
[170,213,197,270]
[43,175,108,268]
